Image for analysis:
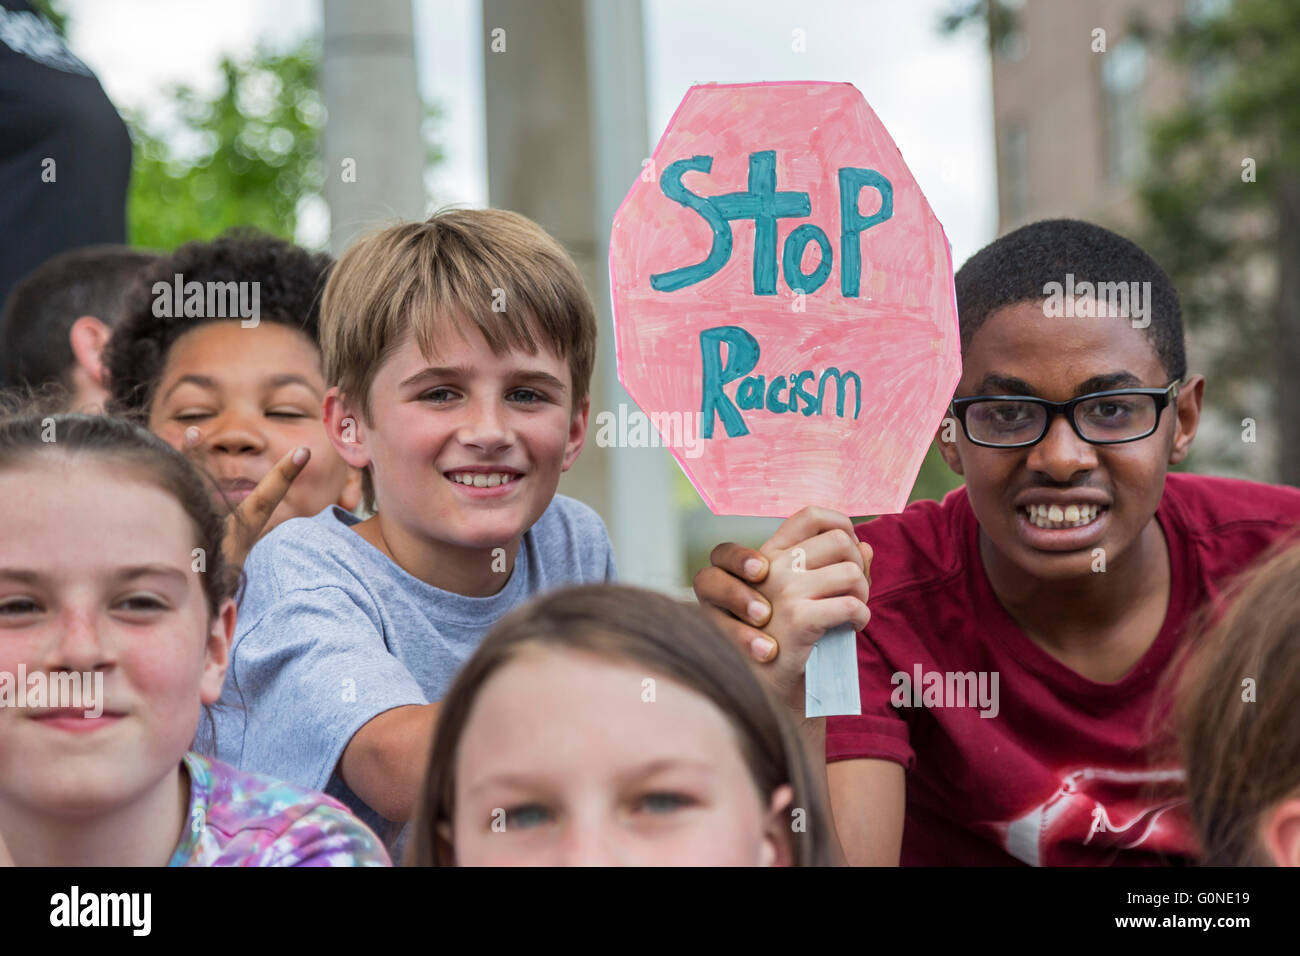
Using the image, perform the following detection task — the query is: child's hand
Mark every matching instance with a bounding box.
[696,507,872,712]
[183,427,309,569]
[0,829,13,866]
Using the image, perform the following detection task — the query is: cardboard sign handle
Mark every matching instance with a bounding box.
[804,623,861,718]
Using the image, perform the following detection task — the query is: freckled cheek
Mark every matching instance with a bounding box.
[682,803,766,865]
[117,644,210,719]
[0,645,28,740]
[519,419,571,469]
[0,638,34,675]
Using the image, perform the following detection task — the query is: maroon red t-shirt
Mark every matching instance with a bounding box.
[826,473,1300,866]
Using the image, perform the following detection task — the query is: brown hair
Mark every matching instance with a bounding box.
[1173,540,1300,865]
[0,394,238,618]
[1,244,159,394]
[319,208,598,511]
[407,583,834,867]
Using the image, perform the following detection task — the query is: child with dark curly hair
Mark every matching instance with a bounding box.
[103,230,362,543]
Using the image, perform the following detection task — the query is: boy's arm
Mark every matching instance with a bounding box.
[340,701,443,824]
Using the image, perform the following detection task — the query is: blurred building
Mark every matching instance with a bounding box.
[990,0,1188,234]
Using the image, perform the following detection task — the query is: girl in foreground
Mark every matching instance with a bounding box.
[408,583,833,866]
[0,411,388,866]
[1176,541,1300,867]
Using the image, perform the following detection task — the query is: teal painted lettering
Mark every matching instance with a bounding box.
[651,156,733,292]
[765,375,789,413]
[816,368,862,418]
[699,326,759,438]
[838,168,893,297]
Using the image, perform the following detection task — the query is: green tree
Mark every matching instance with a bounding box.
[125,42,326,249]
[1138,0,1300,486]
[33,3,333,247]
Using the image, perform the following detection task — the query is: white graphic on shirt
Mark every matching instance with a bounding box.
[0,8,92,75]
[998,766,1187,866]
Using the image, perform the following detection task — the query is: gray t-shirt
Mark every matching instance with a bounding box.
[197,494,617,853]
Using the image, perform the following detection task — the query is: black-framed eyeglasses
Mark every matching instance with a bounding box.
[949,380,1182,448]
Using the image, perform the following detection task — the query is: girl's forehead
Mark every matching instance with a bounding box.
[0,458,194,546]
[460,647,740,763]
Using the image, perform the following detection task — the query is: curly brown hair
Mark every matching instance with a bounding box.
[103,229,332,416]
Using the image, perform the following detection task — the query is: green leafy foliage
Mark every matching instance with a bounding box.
[125,42,325,249]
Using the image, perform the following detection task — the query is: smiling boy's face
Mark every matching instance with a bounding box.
[333,322,588,554]
[938,299,1203,582]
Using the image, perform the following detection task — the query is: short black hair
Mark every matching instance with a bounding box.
[0,245,159,391]
[954,219,1186,381]
[105,229,333,414]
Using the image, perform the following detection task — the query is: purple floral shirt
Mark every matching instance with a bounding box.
[168,752,391,867]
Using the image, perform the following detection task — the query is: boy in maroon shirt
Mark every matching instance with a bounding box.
[693,219,1300,866]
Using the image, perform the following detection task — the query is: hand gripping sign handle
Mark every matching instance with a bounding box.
[805,623,861,718]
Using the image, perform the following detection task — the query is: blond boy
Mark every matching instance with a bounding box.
[201,210,616,851]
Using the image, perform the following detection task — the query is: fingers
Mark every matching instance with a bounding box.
[693,564,771,629]
[698,602,780,665]
[787,592,872,640]
[769,526,866,574]
[180,425,206,464]
[774,559,871,616]
[762,506,858,556]
[237,446,309,535]
[709,541,769,584]
[222,447,309,570]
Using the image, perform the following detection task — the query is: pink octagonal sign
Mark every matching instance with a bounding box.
[609,81,961,517]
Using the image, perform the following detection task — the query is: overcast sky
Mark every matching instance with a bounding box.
[62,0,996,266]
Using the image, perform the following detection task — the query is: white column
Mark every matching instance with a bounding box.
[583,0,683,592]
[482,0,683,590]
[320,0,426,254]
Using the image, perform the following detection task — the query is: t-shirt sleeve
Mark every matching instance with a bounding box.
[601,532,618,581]
[227,584,429,794]
[825,624,916,770]
[260,803,394,868]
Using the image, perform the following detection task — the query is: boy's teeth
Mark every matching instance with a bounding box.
[1023,502,1102,529]
[449,472,516,487]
